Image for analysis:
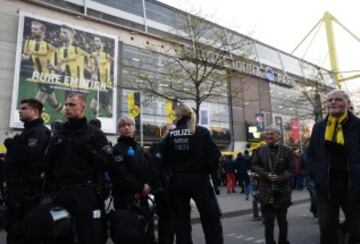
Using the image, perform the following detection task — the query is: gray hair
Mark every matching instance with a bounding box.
[264,124,281,135]
[117,114,135,127]
[326,89,351,103]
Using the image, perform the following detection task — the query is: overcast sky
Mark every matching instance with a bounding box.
[158,0,360,93]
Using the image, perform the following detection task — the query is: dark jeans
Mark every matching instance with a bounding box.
[237,172,250,192]
[305,177,317,217]
[55,185,106,244]
[261,205,289,244]
[293,175,304,190]
[155,192,175,244]
[317,177,360,244]
[171,173,223,244]
[252,195,261,219]
[6,184,43,244]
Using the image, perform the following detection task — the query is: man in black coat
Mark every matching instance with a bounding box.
[307,89,360,244]
[252,125,294,244]
[4,98,50,244]
[46,93,111,244]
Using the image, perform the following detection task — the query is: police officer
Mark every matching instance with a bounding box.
[110,115,156,243]
[161,103,223,244]
[46,93,111,244]
[4,98,50,244]
[150,123,176,244]
[0,153,5,202]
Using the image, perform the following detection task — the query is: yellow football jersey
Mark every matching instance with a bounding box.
[23,39,57,74]
[58,45,89,82]
[92,50,112,89]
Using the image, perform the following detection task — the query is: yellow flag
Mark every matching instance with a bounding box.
[0,144,6,152]
[166,100,175,123]
[128,93,140,118]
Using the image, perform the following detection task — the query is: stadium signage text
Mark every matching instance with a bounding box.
[232,60,296,87]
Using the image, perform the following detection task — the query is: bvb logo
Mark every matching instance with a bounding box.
[168,111,175,121]
[129,105,140,117]
[41,112,50,124]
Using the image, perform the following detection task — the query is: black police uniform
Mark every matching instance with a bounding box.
[0,153,5,201]
[161,118,223,244]
[46,117,111,244]
[4,118,50,244]
[110,136,156,243]
[149,141,175,244]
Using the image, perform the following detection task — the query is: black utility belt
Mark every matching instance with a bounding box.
[57,179,95,189]
[6,177,42,184]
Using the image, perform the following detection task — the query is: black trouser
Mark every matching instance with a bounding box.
[261,205,289,244]
[6,184,43,244]
[317,177,360,244]
[155,192,175,244]
[305,177,318,217]
[252,195,261,219]
[170,173,223,244]
[237,172,250,192]
[55,185,106,244]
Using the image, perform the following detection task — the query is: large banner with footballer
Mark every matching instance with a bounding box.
[11,12,118,133]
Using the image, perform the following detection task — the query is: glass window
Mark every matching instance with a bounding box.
[93,0,144,17]
[270,84,315,119]
[280,53,303,77]
[227,34,257,61]
[300,61,318,81]
[145,1,187,28]
[256,43,283,70]
[38,0,84,12]
[121,44,231,142]
[87,9,145,31]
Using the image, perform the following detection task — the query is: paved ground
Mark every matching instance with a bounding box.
[190,186,320,244]
[0,187,316,243]
[191,186,311,220]
[192,200,319,244]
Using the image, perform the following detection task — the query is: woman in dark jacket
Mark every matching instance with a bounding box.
[110,114,155,243]
[161,103,223,244]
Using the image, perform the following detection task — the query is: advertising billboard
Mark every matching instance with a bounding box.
[10,12,118,133]
[290,117,301,142]
[246,121,261,141]
[255,112,265,132]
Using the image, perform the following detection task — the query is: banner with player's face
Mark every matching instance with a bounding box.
[10,12,118,133]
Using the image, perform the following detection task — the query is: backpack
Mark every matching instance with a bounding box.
[108,203,149,244]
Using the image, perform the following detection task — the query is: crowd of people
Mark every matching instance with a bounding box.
[1,88,359,244]
[0,95,223,244]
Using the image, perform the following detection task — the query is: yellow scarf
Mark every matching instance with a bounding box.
[325,112,348,145]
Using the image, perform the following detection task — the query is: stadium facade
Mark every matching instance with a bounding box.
[0,0,336,151]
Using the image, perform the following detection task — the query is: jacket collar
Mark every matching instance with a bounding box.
[24,118,44,129]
